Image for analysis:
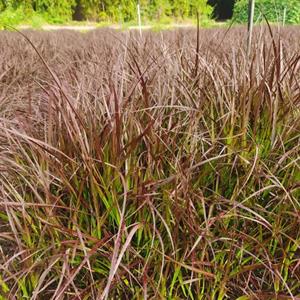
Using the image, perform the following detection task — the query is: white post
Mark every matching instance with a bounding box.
[247,0,255,57]
[137,1,142,37]
[118,5,122,29]
[282,7,286,26]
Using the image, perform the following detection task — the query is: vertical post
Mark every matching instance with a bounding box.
[247,0,255,57]
[137,0,142,37]
[118,5,122,29]
[282,7,286,26]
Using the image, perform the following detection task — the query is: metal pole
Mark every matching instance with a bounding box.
[137,1,142,37]
[247,0,255,57]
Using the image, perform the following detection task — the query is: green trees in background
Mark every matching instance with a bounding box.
[0,0,213,24]
[0,0,75,23]
[233,0,300,24]
[80,0,213,22]
[35,0,75,21]
[2,0,299,25]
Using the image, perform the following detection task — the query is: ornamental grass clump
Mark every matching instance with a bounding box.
[0,26,299,299]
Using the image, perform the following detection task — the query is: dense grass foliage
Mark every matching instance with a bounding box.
[233,0,300,24]
[0,26,299,299]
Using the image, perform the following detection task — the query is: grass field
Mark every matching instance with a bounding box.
[0,25,299,299]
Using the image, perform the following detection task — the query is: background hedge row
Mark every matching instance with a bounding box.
[0,0,299,27]
[233,0,300,24]
[0,0,212,24]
